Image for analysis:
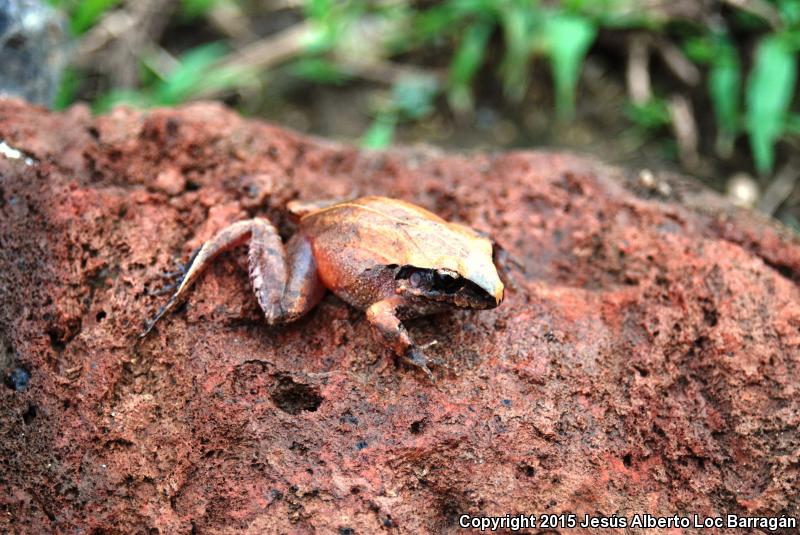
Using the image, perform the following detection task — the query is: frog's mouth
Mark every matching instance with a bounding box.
[431,277,501,309]
[460,267,504,308]
[454,279,502,309]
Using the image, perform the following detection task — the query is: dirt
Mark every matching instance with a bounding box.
[1,99,799,534]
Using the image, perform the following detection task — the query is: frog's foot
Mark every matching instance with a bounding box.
[401,346,446,381]
[146,248,201,297]
[366,298,444,381]
[402,347,435,381]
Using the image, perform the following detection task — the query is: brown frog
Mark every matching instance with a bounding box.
[142,196,507,378]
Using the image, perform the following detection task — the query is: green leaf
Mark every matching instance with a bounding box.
[786,112,800,132]
[544,14,597,120]
[290,58,351,84]
[409,0,495,47]
[304,0,333,21]
[53,68,80,110]
[583,0,658,30]
[302,0,367,54]
[746,35,798,175]
[153,43,231,105]
[776,0,800,27]
[361,113,396,149]
[683,37,715,64]
[448,22,492,111]
[499,3,540,101]
[180,0,219,19]
[625,99,670,130]
[410,5,454,43]
[730,6,771,30]
[92,89,152,114]
[708,38,741,155]
[70,0,123,35]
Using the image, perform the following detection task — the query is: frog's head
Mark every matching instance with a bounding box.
[395,264,504,310]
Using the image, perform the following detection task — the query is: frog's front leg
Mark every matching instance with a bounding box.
[141,219,325,336]
[365,297,437,380]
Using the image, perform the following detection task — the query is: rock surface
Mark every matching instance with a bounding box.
[1,99,799,534]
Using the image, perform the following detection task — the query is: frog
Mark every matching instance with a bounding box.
[141,196,508,379]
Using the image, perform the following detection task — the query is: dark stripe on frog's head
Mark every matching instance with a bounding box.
[393,264,501,309]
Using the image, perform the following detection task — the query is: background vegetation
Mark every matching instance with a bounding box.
[48,0,800,229]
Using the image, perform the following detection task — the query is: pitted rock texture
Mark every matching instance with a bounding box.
[1,99,798,534]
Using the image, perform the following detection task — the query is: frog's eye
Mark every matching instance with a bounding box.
[396,265,428,287]
[434,270,461,292]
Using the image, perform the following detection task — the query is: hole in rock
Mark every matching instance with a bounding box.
[269,374,322,415]
[22,403,37,425]
[410,419,426,435]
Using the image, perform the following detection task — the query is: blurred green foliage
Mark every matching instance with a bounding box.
[180,0,219,19]
[92,42,249,112]
[47,0,122,35]
[48,0,220,34]
[53,0,800,177]
[746,35,797,175]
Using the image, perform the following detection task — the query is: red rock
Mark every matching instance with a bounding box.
[150,167,186,196]
[1,99,798,533]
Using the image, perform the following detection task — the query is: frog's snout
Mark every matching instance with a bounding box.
[483,282,503,309]
[467,268,504,309]
[493,284,504,307]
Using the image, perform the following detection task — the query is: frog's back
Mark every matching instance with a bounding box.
[300,196,492,293]
[303,196,448,229]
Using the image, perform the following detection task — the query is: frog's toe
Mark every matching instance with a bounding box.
[402,347,438,381]
[427,355,447,369]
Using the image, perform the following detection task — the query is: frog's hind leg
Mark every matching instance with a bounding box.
[250,232,326,324]
[140,219,324,336]
[141,220,262,336]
